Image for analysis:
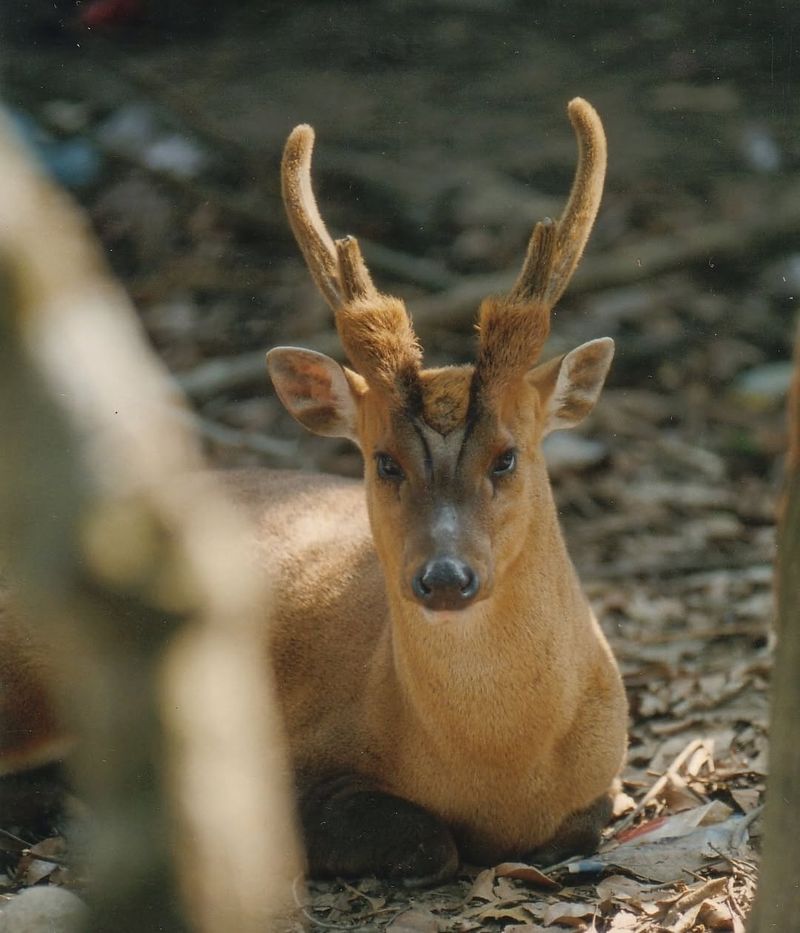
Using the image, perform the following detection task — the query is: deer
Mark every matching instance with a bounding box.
[0,98,627,885]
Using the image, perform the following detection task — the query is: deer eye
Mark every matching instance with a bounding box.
[376,453,405,481]
[491,449,517,477]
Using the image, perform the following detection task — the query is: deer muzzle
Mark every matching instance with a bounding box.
[411,555,480,611]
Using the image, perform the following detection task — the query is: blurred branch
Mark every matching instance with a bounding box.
[748,318,800,931]
[0,112,302,931]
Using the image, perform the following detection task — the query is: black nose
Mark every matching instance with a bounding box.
[412,556,480,610]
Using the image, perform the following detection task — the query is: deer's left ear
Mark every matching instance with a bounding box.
[527,337,614,436]
[267,346,365,443]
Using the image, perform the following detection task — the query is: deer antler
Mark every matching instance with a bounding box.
[281,125,420,399]
[476,98,607,392]
[281,125,379,308]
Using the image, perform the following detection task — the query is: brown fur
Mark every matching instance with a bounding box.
[257,98,624,874]
[0,430,627,868]
[418,366,473,435]
[336,296,421,402]
[475,297,551,395]
[246,364,627,867]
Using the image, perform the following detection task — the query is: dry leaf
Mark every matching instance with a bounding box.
[475,903,538,923]
[612,800,733,846]
[467,867,496,902]
[495,861,560,889]
[595,874,653,904]
[500,925,551,933]
[503,923,552,933]
[613,792,637,817]
[28,837,66,860]
[659,772,706,811]
[542,901,596,926]
[22,858,60,886]
[387,906,442,932]
[606,910,640,931]
[699,898,736,930]
[494,877,525,902]
[730,787,761,813]
[599,813,749,883]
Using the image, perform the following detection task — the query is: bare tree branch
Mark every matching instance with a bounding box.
[748,318,800,931]
[0,112,303,931]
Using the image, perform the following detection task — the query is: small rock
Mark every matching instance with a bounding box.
[142,133,207,179]
[97,104,207,178]
[0,887,88,933]
[44,138,102,188]
[543,433,609,476]
[96,102,158,157]
[740,124,781,173]
[731,362,794,410]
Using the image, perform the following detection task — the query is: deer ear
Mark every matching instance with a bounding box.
[267,347,363,442]
[527,337,614,436]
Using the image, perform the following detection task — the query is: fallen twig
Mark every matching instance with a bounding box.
[610,738,707,838]
[661,876,728,931]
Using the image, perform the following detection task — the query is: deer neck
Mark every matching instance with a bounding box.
[377,474,588,755]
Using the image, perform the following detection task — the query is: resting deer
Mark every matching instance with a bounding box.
[1,98,627,884]
[258,96,627,880]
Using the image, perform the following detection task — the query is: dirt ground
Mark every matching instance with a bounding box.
[2,2,798,930]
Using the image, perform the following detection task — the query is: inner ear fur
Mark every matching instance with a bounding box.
[267,347,364,442]
[527,337,614,435]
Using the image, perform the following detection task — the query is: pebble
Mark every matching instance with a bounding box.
[731,361,794,410]
[97,103,207,178]
[0,887,88,933]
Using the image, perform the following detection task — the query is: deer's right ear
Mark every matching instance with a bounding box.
[526,337,615,436]
[267,347,364,442]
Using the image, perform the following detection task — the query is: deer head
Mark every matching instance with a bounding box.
[268,99,614,615]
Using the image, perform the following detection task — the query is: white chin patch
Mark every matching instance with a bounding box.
[420,606,482,625]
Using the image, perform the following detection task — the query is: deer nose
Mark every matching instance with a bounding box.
[412,557,480,610]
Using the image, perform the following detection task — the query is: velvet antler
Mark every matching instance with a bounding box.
[281,126,421,400]
[475,98,607,394]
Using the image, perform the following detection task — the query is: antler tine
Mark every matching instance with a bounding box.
[281,125,342,310]
[508,97,607,308]
[336,236,378,303]
[475,99,606,394]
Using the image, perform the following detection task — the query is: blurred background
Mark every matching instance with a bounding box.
[1,1,793,923]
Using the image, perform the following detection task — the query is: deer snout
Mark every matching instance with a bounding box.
[411,556,480,611]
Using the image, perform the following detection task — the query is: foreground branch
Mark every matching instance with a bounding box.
[0,112,302,931]
[748,319,800,931]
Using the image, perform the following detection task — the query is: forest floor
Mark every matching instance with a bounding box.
[2,3,798,930]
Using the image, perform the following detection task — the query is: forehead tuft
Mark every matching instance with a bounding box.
[417,366,474,435]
